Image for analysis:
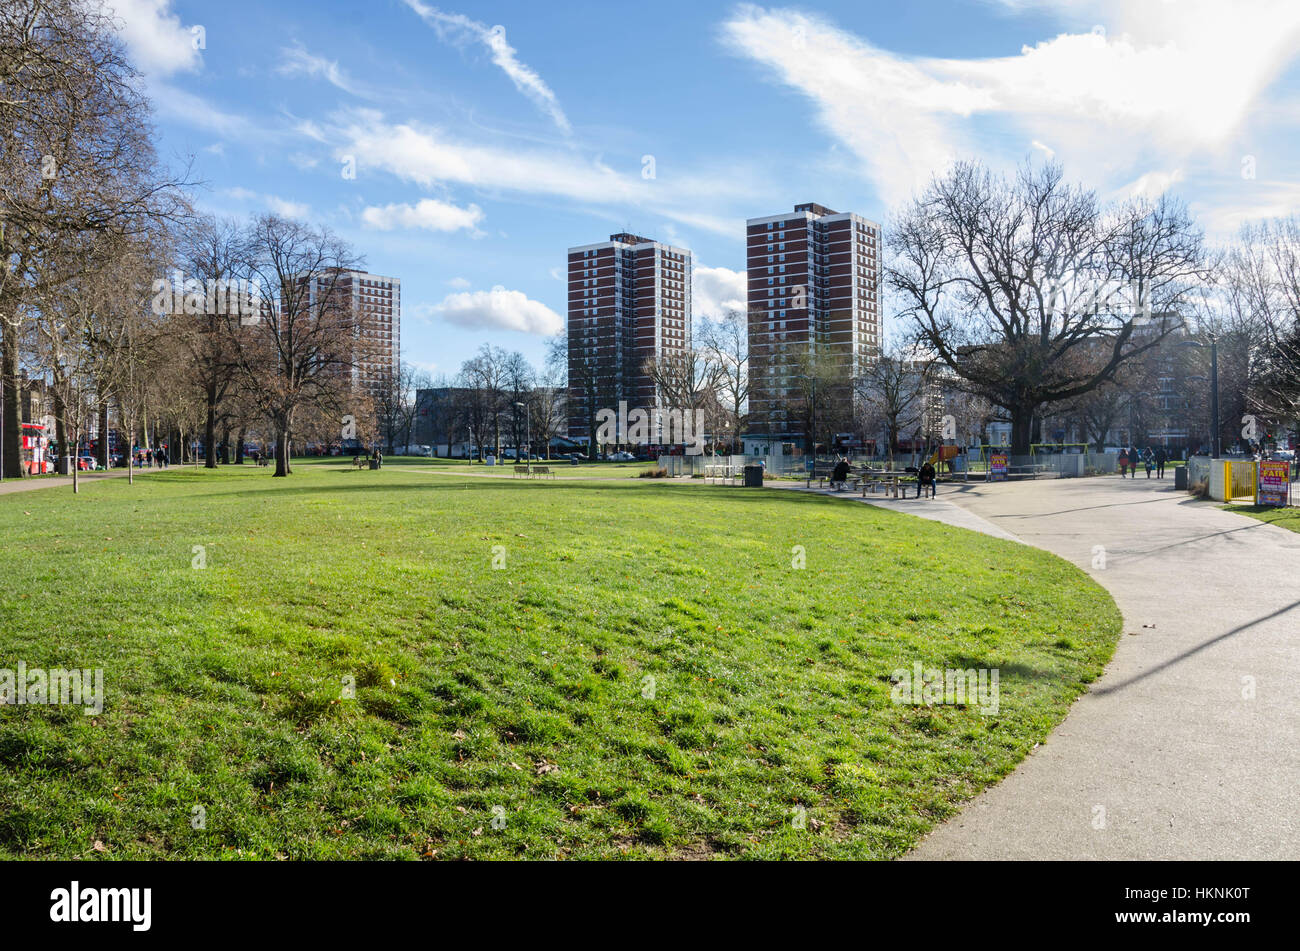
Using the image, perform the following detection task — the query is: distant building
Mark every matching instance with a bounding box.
[744,203,883,451]
[296,268,401,400]
[566,233,692,441]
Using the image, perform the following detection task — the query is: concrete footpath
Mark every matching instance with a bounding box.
[0,466,162,496]
[768,480,1024,543]
[897,476,1300,859]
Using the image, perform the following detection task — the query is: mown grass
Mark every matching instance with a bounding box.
[1225,503,1300,533]
[0,462,1120,859]
[376,456,654,480]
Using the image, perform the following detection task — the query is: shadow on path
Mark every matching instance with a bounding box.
[1091,597,1300,697]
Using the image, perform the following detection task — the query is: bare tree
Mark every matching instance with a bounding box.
[236,215,361,477]
[642,346,721,452]
[1,0,188,478]
[697,308,749,451]
[855,346,927,460]
[889,161,1208,454]
[457,344,509,461]
[1225,217,1300,431]
[374,361,423,455]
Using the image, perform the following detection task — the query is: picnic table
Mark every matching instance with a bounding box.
[810,464,912,497]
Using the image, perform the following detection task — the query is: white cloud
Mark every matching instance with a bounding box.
[223,187,309,219]
[1119,168,1184,200]
[447,277,472,288]
[402,1,571,134]
[326,110,745,237]
[148,84,251,137]
[437,285,562,335]
[288,153,320,171]
[692,265,747,319]
[277,43,367,97]
[361,198,484,233]
[100,0,200,77]
[265,196,311,219]
[721,3,1300,203]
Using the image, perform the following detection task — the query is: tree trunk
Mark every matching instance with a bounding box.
[97,402,111,469]
[275,427,291,477]
[235,426,246,465]
[1010,405,1036,455]
[2,323,24,479]
[204,396,218,469]
[53,392,67,471]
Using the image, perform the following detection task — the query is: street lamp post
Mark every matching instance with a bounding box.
[515,401,530,476]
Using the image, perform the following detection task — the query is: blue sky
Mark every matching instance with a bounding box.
[114,0,1300,376]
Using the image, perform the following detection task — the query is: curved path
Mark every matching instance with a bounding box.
[904,475,1300,859]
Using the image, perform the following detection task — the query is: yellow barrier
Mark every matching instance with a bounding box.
[1224,461,1257,502]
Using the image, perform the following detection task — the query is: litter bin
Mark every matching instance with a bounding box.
[743,464,764,487]
[1174,465,1188,490]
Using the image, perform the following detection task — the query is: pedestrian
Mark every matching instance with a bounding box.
[1118,449,1129,478]
[1143,447,1154,479]
[830,456,850,491]
[1154,446,1167,479]
[917,459,937,498]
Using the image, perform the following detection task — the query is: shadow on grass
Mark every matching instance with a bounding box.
[161,474,853,507]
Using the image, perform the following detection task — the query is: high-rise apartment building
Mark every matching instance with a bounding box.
[566,233,691,442]
[298,269,401,399]
[744,203,882,450]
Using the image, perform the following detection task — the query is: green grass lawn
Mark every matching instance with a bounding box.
[0,462,1120,859]
[1224,503,1300,532]
[380,457,656,479]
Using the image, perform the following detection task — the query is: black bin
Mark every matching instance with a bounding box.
[743,464,764,487]
[1174,465,1188,490]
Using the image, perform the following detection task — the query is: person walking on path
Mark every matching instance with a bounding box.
[1143,447,1155,479]
[917,459,937,498]
[1155,446,1168,479]
[1118,449,1129,478]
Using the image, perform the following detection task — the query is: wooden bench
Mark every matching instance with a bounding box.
[806,463,839,488]
[513,465,554,479]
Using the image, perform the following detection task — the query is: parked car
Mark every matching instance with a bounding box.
[610,451,636,462]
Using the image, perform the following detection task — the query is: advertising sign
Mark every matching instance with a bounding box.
[989,452,1009,482]
[1257,460,1291,507]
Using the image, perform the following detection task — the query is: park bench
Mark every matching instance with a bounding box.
[806,463,839,488]
[513,465,554,479]
[704,463,741,485]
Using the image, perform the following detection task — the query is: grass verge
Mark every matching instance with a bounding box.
[0,462,1120,859]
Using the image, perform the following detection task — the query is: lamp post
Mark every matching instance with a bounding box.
[1179,336,1220,458]
[515,401,530,476]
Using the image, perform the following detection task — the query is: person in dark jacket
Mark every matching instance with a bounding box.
[1154,446,1168,479]
[830,456,850,491]
[917,460,937,498]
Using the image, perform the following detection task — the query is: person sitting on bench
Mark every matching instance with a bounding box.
[831,456,851,491]
[917,460,937,498]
